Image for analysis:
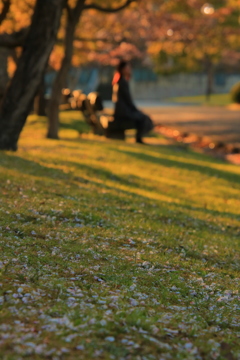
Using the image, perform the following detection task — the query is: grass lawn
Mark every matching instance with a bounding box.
[0,112,240,360]
[170,94,231,107]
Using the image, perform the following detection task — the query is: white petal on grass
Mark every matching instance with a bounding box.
[130,298,138,306]
[105,336,115,342]
[76,345,85,350]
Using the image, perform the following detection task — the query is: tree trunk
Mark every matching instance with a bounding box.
[47,26,75,139]
[206,58,214,101]
[0,0,64,151]
[0,47,9,105]
[47,1,85,139]
[34,76,47,116]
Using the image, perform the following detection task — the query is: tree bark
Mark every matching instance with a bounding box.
[47,22,77,138]
[0,28,29,48]
[0,47,9,104]
[47,1,85,139]
[0,0,64,151]
[0,0,11,25]
[205,58,214,101]
[34,76,47,116]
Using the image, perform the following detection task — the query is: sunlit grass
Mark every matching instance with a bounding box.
[0,112,239,359]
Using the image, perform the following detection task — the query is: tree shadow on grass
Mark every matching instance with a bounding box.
[115,148,240,185]
[1,153,239,268]
[42,158,240,223]
[167,201,240,222]
[64,160,174,195]
[0,153,70,181]
[60,118,90,134]
[2,152,239,222]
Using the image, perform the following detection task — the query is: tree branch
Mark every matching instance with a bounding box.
[65,0,85,25]
[54,35,124,47]
[74,36,121,43]
[0,0,11,25]
[83,0,136,13]
[64,0,73,20]
[0,27,29,48]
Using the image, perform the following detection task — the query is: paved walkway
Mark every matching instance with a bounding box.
[142,105,240,146]
[105,101,240,146]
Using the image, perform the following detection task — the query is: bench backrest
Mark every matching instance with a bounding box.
[79,93,105,135]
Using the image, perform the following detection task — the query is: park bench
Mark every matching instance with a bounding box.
[60,89,135,140]
[78,92,135,140]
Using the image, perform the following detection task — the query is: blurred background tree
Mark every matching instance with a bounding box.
[0,0,64,150]
[47,0,137,139]
[0,0,35,101]
[148,0,240,99]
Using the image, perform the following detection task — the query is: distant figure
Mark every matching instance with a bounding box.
[112,60,154,144]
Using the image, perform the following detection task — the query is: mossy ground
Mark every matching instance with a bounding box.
[0,112,239,360]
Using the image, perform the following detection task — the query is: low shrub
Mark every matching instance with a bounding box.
[231,82,240,104]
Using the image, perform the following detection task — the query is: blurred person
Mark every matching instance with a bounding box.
[112,60,153,144]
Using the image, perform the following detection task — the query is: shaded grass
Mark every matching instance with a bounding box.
[0,112,239,360]
[170,94,231,106]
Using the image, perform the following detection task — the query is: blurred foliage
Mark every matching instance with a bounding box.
[0,0,239,72]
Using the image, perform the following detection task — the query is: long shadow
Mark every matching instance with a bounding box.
[10,149,238,221]
[60,119,90,134]
[115,148,240,185]
[0,154,69,180]
[168,201,240,222]
[60,160,176,196]
[1,153,239,269]
[55,163,240,264]
[46,158,240,221]
[1,152,239,223]
[61,160,240,232]
[106,142,220,165]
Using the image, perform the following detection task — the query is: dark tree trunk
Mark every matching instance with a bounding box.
[205,58,214,101]
[0,28,29,48]
[0,0,64,151]
[47,1,85,139]
[34,77,47,116]
[0,47,9,105]
[0,0,11,26]
[47,24,76,139]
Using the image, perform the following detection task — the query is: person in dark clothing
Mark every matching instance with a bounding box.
[112,60,154,144]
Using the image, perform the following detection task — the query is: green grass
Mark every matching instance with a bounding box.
[0,112,240,360]
[170,94,231,106]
